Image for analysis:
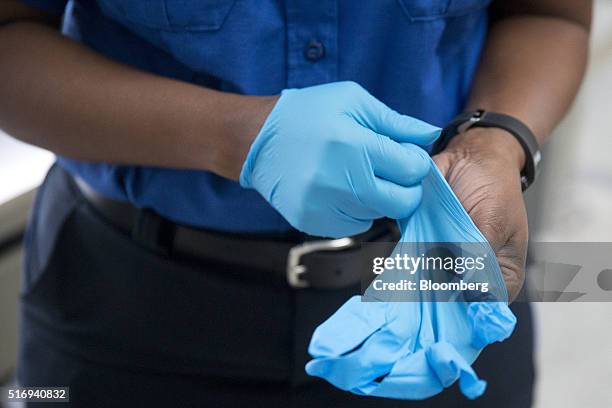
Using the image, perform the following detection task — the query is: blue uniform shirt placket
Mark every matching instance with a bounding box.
[285,0,338,89]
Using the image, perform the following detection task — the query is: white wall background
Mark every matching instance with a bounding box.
[0,135,53,205]
[532,1,612,407]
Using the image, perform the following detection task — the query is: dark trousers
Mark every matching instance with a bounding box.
[17,165,535,407]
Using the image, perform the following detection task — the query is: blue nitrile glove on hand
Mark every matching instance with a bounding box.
[240,81,441,238]
[305,148,517,400]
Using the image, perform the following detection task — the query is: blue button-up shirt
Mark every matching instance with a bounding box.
[22,0,490,233]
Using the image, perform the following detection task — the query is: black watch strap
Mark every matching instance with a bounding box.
[432,110,542,191]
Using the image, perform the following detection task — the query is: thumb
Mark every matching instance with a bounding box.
[361,93,441,146]
[468,302,517,349]
[432,152,453,178]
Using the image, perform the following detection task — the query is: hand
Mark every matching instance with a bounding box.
[240,81,441,238]
[432,128,527,301]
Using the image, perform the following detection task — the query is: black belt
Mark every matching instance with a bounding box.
[73,176,399,289]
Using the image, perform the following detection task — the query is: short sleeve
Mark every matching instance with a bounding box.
[18,0,69,16]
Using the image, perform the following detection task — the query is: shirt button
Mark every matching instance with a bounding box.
[304,39,325,62]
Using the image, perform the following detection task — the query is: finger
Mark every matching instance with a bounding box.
[353,349,444,400]
[308,296,386,358]
[354,342,486,400]
[426,341,487,400]
[467,302,517,349]
[431,152,453,177]
[291,205,374,238]
[361,178,423,220]
[364,132,432,186]
[360,93,441,145]
[321,217,374,239]
[306,325,414,391]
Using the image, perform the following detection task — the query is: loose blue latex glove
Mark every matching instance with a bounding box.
[240,81,441,238]
[305,149,517,400]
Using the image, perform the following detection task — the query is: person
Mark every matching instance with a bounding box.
[0,0,590,406]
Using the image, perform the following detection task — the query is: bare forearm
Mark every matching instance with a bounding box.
[468,14,589,141]
[0,21,273,179]
[463,8,590,167]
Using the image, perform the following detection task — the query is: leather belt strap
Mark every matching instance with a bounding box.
[72,175,399,289]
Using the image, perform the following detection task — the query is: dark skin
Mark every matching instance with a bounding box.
[435,3,591,300]
[0,1,591,301]
[0,2,276,179]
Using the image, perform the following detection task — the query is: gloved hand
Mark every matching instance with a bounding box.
[240,81,441,238]
[305,149,517,400]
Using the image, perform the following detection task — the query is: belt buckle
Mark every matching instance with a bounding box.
[286,237,355,288]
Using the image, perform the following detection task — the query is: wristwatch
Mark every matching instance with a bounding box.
[432,110,542,191]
